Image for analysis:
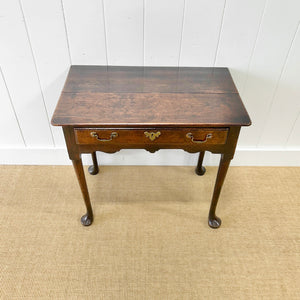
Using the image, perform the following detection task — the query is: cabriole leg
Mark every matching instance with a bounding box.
[195,151,206,175]
[88,152,99,175]
[72,159,94,226]
[208,154,231,229]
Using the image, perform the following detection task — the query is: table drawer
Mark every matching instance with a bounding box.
[74,128,228,145]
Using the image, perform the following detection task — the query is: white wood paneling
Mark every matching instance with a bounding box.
[0,0,53,147]
[239,0,300,147]
[144,0,184,66]
[287,113,300,148]
[20,0,70,146]
[0,0,300,165]
[179,0,225,67]
[0,68,24,147]
[258,24,300,147]
[62,0,107,65]
[215,0,266,91]
[103,0,143,66]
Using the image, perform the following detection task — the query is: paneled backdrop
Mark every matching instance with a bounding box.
[0,0,299,165]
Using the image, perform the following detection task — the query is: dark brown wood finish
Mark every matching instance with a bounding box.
[74,128,228,145]
[88,152,99,175]
[62,66,240,94]
[195,151,206,176]
[53,66,251,228]
[72,158,93,226]
[52,93,250,127]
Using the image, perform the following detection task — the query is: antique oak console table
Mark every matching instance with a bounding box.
[51,66,251,229]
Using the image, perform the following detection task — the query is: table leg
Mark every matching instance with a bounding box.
[88,152,99,175]
[208,154,231,229]
[195,151,206,176]
[72,159,94,226]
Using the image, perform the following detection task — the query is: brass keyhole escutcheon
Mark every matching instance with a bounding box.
[144,131,161,141]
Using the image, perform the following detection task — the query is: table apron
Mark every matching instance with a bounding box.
[76,143,227,154]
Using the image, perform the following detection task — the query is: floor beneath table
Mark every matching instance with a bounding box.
[0,166,299,299]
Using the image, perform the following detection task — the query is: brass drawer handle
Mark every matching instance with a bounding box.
[186,133,212,144]
[90,131,118,142]
[144,131,161,141]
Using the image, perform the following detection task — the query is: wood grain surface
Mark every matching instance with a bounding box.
[74,128,228,145]
[51,66,251,127]
[61,66,239,94]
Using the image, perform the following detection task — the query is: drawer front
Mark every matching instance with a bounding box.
[74,128,228,145]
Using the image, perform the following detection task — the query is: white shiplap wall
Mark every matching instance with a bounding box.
[0,0,299,165]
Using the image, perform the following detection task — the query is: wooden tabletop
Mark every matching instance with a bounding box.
[51,66,251,127]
